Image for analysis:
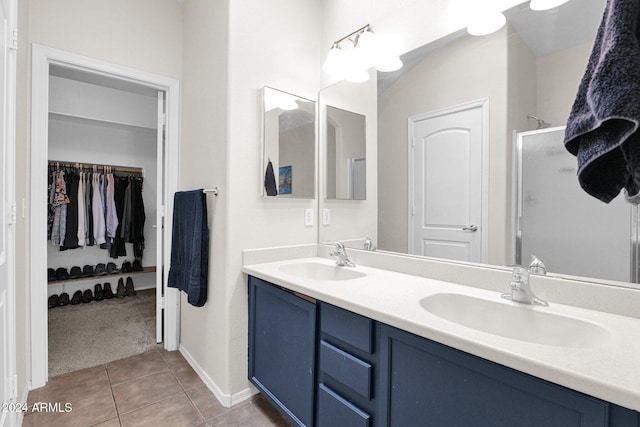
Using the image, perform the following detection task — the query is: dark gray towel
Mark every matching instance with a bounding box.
[564,0,640,203]
[168,190,209,307]
[264,160,278,196]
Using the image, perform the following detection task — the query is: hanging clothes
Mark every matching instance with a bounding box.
[77,171,86,247]
[92,172,106,246]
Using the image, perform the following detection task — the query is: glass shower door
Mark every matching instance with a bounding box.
[515,126,634,283]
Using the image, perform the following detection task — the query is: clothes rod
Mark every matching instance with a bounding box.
[48,160,143,175]
[203,187,219,196]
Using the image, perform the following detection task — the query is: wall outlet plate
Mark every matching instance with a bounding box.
[322,208,330,225]
[304,208,313,226]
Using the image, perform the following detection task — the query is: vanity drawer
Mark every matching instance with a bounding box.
[317,383,371,427]
[321,303,373,354]
[320,340,372,399]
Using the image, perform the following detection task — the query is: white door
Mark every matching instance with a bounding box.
[409,101,485,262]
[0,0,16,424]
[156,91,165,344]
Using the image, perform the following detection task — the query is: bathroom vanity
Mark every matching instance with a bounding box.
[244,252,640,427]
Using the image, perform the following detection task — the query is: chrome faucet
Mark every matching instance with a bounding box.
[330,242,355,267]
[528,255,546,276]
[363,237,376,251]
[501,266,548,306]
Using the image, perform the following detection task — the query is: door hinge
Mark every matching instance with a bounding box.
[160,113,167,126]
[9,26,17,51]
[411,205,415,217]
[10,374,17,399]
[159,205,165,217]
[9,202,16,225]
[159,296,165,310]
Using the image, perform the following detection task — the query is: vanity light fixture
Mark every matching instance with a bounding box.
[322,24,403,83]
[529,0,571,11]
[467,10,507,36]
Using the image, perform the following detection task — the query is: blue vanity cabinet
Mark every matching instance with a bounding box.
[316,302,379,427]
[248,276,317,427]
[378,324,640,427]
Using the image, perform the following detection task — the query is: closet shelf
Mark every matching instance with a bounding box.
[49,110,157,131]
[48,266,156,285]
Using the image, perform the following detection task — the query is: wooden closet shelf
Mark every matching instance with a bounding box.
[48,266,156,285]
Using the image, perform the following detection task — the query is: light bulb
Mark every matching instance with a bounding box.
[529,0,570,11]
[377,55,403,72]
[467,11,506,36]
[322,45,345,77]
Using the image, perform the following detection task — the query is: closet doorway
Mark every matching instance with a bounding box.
[30,45,180,388]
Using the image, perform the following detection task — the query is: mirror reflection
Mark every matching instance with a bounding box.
[325,105,367,200]
[262,86,316,199]
[319,0,640,288]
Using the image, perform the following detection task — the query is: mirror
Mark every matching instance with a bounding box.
[325,105,367,200]
[262,86,316,199]
[319,0,640,288]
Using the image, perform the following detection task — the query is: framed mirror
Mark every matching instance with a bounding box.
[319,0,640,289]
[262,86,316,199]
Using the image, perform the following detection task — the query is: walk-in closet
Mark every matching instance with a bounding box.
[45,64,163,376]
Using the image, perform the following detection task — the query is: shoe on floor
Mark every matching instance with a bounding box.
[70,290,83,305]
[81,289,93,303]
[116,278,126,298]
[48,294,59,308]
[58,293,70,306]
[103,282,114,299]
[94,284,104,301]
[125,277,137,296]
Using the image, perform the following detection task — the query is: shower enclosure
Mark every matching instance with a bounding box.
[514,126,638,284]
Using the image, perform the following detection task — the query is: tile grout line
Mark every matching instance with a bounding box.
[103,362,124,427]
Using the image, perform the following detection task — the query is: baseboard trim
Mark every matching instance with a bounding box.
[178,345,258,408]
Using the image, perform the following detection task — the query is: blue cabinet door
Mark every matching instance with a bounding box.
[378,324,612,427]
[248,276,316,427]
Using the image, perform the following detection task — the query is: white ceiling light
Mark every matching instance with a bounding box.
[467,10,507,36]
[530,0,571,11]
[322,24,403,83]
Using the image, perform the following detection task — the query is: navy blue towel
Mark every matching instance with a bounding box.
[168,190,209,307]
[564,0,640,203]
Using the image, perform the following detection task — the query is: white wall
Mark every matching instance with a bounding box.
[180,0,322,399]
[537,42,591,128]
[179,0,230,401]
[16,0,183,400]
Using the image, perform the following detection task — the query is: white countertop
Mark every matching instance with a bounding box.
[243,256,640,412]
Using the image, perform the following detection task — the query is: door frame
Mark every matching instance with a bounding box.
[407,98,489,263]
[30,44,180,388]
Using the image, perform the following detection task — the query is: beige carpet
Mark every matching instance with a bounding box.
[48,288,162,377]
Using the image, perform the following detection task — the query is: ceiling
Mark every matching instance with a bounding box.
[378,0,605,93]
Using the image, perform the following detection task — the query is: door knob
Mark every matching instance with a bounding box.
[462,224,478,232]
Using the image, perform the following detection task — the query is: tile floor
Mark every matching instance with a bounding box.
[22,349,291,427]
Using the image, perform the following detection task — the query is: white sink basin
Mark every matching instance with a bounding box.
[278,261,366,281]
[419,293,611,348]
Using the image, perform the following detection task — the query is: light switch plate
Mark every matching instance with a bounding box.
[322,208,331,225]
[304,208,313,226]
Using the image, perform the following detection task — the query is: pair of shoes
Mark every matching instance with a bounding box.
[81,289,93,303]
[69,266,83,279]
[55,267,70,281]
[121,261,133,273]
[115,277,137,297]
[133,260,143,272]
[48,294,58,308]
[58,293,70,306]
[83,265,95,277]
[70,291,82,305]
[103,283,115,299]
[94,284,104,301]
